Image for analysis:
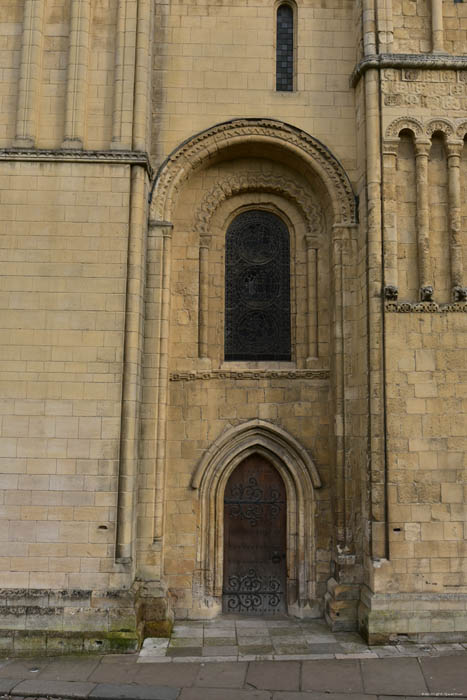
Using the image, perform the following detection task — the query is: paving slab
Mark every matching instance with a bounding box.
[194,661,247,687]
[166,647,203,658]
[0,658,51,679]
[36,657,101,681]
[274,694,376,700]
[361,657,428,695]
[11,679,96,698]
[372,646,402,657]
[89,683,179,700]
[239,645,275,655]
[88,661,137,684]
[420,655,467,695]
[302,659,363,693]
[201,645,238,656]
[246,661,300,691]
[100,655,138,665]
[204,637,237,646]
[0,678,21,694]
[132,663,200,687]
[170,638,204,648]
[178,688,272,700]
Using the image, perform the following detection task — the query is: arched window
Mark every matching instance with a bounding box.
[225,210,291,361]
[276,4,294,92]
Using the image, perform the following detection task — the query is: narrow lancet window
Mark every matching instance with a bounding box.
[276,4,294,92]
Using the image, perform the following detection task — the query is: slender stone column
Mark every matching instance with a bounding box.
[365,69,387,560]
[111,0,137,150]
[62,0,91,148]
[446,140,465,299]
[431,0,444,53]
[330,223,357,553]
[115,167,148,563]
[154,226,173,542]
[414,139,433,300]
[305,235,319,362]
[382,140,399,297]
[198,235,211,361]
[15,0,45,147]
[133,0,152,151]
[331,230,346,548]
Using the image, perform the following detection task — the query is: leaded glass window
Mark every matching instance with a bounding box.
[276,4,294,92]
[225,210,291,361]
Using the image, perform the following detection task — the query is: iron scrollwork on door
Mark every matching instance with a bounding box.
[224,476,284,526]
[225,210,291,361]
[223,568,283,613]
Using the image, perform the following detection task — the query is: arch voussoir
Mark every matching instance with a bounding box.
[150,119,357,227]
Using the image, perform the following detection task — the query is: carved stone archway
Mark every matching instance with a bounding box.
[191,419,322,618]
[193,174,325,236]
[149,118,357,227]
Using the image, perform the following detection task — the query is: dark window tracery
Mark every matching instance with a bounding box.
[225,210,291,361]
[276,4,294,92]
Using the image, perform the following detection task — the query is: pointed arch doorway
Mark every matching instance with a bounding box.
[222,454,287,615]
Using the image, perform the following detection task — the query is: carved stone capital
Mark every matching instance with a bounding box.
[304,234,319,249]
[382,140,399,157]
[199,234,212,250]
[414,140,431,158]
[446,140,464,159]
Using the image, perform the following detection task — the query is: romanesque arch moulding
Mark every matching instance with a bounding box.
[190,419,322,619]
[193,174,325,236]
[149,119,357,226]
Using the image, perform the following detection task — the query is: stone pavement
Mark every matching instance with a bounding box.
[1,651,467,700]
[138,617,467,663]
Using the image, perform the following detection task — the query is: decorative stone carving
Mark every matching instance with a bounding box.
[455,121,467,139]
[453,286,467,302]
[149,119,357,226]
[351,53,467,88]
[425,118,454,138]
[170,369,330,381]
[385,301,467,312]
[0,147,153,176]
[194,174,325,236]
[420,285,434,302]
[385,117,424,139]
[384,285,398,301]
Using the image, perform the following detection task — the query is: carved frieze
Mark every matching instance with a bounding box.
[385,301,467,313]
[170,369,330,381]
[381,68,467,112]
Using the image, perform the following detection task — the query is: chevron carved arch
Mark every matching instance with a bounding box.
[193,174,325,235]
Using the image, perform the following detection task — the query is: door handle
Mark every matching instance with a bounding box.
[272,551,281,564]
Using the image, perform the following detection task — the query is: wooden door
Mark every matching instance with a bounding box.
[222,454,287,615]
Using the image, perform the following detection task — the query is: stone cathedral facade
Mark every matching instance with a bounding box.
[1,0,467,655]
